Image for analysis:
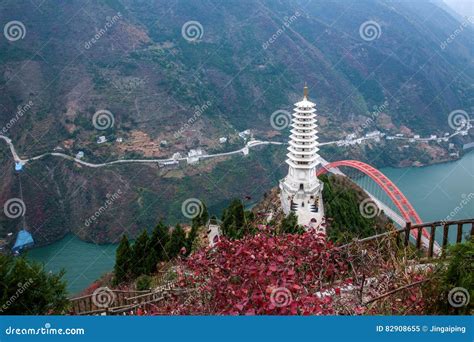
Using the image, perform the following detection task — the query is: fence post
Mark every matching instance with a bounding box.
[416,226,422,250]
[404,222,411,247]
[457,223,463,243]
[442,224,449,256]
[428,225,436,258]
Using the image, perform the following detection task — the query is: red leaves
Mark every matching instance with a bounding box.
[165,231,350,315]
[291,284,301,290]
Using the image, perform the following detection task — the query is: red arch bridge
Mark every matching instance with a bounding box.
[317,159,438,251]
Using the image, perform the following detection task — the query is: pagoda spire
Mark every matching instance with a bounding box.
[303,83,308,99]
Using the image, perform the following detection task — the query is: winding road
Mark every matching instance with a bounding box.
[0,134,284,168]
[1,121,472,169]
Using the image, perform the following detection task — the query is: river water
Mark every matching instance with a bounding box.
[27,151,474,294]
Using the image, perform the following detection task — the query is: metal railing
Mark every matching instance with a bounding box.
[341,218,473,258]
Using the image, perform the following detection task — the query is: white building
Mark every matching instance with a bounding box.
[279,86,324,230]
[97,136,107,144]
[159,160,179,168]
[76,151,84,159]
[219,137,227,144]
[366,130,381,138]
[238,130,251,139]
[187,148,205,164]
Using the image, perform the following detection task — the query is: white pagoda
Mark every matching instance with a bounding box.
[279,85,324,229]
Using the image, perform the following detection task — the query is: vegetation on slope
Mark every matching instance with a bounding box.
[0,254,68,314]
[320,174,391,242]
[113,206,209,286]
[422,238,474,315]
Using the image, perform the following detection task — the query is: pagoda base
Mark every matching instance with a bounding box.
[279,178,325,232]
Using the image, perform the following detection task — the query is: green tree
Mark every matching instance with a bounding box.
[145,248,159,275]
[280,212,304,234]
[221,199,254,239]
[131,230,150,277]
[423,238,474,315]
[113,234,132,285]
[186,221,200,256]
[193,202,209,227]
[0,254,68,314]
[165,224,187,259]
[320,174,381,242]
[135,274,152,291]
[185,203,209,255]
[149,221,169,262]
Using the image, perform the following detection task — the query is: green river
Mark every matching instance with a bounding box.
[27,151,474,295]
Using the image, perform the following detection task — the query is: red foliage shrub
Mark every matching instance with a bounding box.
[162,230,352,315]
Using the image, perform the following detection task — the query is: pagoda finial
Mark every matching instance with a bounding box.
[303,83,308,99]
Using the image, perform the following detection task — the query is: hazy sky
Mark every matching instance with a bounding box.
[443,0,474,17]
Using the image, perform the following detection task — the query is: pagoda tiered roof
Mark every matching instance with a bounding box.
[286,87,321,168]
